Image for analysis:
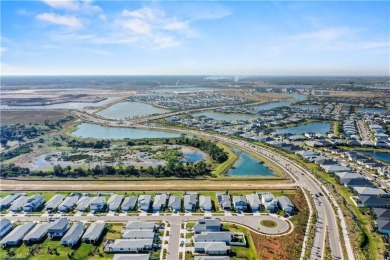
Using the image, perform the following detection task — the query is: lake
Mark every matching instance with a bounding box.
[97,102,168,120]
[252,101,292,111]
[227,148,276,177]
[359,151,390,163]
[183,150,207,163]
[72,123,181,139]
[359,108,388,114]
[275,122,331,135]
[192,111,256,121]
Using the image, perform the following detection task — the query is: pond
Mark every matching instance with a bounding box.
[359,151,390,163]
[97,102,168,120]
[252,101,292,111]
[0,98,116,110]
[72,123,181,140]
[275,122,331,135]
[182,148,207,163]
[227,148,276,177]
[192,111,256,121]
[359,108,388,114]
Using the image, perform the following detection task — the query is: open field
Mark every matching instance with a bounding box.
[0,110,70,125]
[0,179,295,191]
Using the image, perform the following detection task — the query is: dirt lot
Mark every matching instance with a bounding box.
[0,179,295,191]
[0,110,70,125]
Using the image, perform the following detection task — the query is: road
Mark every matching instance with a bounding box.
[357,120,371,141]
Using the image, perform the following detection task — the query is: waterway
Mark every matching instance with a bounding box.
[359,151,390,163]
[359,108,388,114]
[227,148,276,176]
[72,123,181,139]
[275,122,331,135]
[97,102,168,120]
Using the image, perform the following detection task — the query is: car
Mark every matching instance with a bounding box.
[180,240,185,247]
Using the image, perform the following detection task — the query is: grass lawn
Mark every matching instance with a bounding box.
[260,220,278,228]
[211,142,238,176]
[224,223,258,260]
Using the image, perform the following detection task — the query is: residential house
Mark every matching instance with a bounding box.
[61,221,84,247]
[372,208,390,220]
[246,194,261,212]
[1,222,35,248]
[321,165,352,174]
[76,196,93,212]
[23,223,49,245]
[82,222,106,244]
[335,172,364,180]
[89,197,107,213]
[232,196,247,211]
[184,192,197,212]
[199,196,212,211]
[104,239,153,253]
[168,195,182,212]
[0,219,13,238]
[0,194,20,210]
[10,196,28,212]
[357,195,390,208]
[260,193,278,211]
[194,256,230,260]
[108,194,124,212]
[121,230,155,240]
[138,195,152,212]
[217,193,231,211]
[125,221,155,230]
[152,193,168,212]
[194,232,243,245]
[48,218,70,239]
[23,195,45,212]
[376,219,390,234]
[121,196,137,212]
[58,196,79,212]
[45,194,65,212]
[353,187,386,196]
[113,254,150,260]
[194,219,221,234]
[194,242,231,255]
[278,196,295,213]
[341,178,376,188]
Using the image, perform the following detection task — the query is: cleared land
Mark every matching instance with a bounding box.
[0,110,70,125]
[0,179,294,191]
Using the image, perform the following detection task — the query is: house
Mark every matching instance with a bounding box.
[10,196,28,212]
[194,242,231,255]
[121,196,138,212]
[335,172,364,180]
[48,218,70,239]
[76,196,93,212]
[353,187,386,196]
[322,165,352,174]
[194,257,230,260]
[194,219,221,234]
[23,223,49,245]
[341,178,376,188]
[357,195,390,208]
[121,230,155,239]
[61,221,84,247]
[1,222,35,248]
[168,195,182,212]
[104,239,153,253]
[45,194,65,212]
[199,195,212,211]
[232,196,247,211]
[260,193,278,211]
[138,195,152,212]
[125,221,155,230]
[0,194,20,210]
[82,222,106,244]
[0,219,13,238]
[113,254,150,260]
[90,197,107,213]
[152,193,168,212]
[108,194,124,212]
[217,193,231,211]
[372,208,390,220]
[23,195,45,212]
[246,194,261,212]
[58,196,79,212]
[194,232,243,245]
[376,219,390,234]
[184,193,197,212]
[278,196,295,213]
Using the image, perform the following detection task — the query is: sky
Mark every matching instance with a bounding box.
[1,0,389,76]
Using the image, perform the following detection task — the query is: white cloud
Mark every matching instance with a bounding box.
[118,18,152,35]
[36,13,83,28]
[293,27,352,42]
[41,0,102,14]
[0,47,6,53]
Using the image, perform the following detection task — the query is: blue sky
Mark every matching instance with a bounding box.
[1,1,389,76]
